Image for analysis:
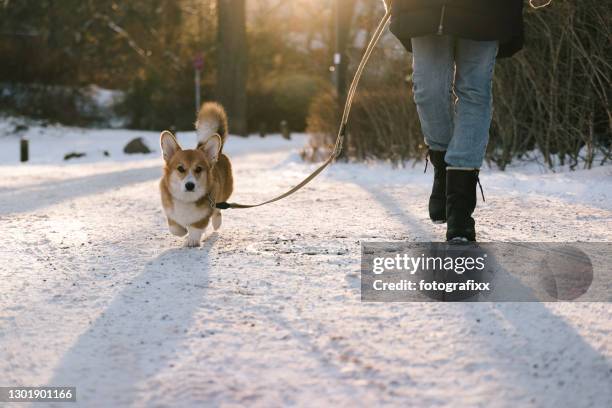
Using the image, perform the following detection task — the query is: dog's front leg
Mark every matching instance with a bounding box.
[167,218,187,237]
[184,217,209,247]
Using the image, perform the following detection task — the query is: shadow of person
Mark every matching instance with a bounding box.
[345,180,612,402]
[338,173,436,241]
[469,297,612,406]
[46,235,218,407]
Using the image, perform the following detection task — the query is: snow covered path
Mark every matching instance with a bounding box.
[0,128,611,407]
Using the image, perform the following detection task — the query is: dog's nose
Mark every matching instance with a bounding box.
[185,182,195,191]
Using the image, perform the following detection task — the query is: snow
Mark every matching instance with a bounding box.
[0,119,611,407]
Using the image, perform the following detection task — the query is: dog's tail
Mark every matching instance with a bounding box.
[195,102,228,150]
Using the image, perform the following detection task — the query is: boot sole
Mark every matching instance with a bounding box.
[447,236,478,244]
[431,220,446,224]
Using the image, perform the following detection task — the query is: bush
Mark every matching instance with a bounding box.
[118,71,324,134]
[491,1,611,170]
[116,65,214,131]
[0,83,99,126]
[248,73,325,134]
[306,87,423,164]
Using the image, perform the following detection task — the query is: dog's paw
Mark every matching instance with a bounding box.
[212,211,222,231]
[183,228,204,248]
[183,237,201,248]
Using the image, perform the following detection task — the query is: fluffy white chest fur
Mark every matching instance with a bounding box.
[165,200,211,228]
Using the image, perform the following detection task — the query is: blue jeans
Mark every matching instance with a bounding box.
[411,35,498,168]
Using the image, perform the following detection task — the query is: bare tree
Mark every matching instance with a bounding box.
[216,0,248,135]
[334,0,356,158]
[334,0,356,103]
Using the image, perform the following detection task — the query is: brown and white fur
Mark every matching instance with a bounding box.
[160,102,233,247]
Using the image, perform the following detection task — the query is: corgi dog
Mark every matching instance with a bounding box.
[160,102,233,247]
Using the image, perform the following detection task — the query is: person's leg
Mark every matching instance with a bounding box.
[445,39,498,168]
[445,39,498,241]
[411,35,455,152]
[411,35,454,223]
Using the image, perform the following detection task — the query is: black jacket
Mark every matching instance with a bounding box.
[390,0,524,58]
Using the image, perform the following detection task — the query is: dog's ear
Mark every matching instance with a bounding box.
[160,131,181,163]
[198,134,222,164]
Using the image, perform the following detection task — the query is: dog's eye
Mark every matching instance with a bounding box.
[177,165,186,173]
[194,166,202,174]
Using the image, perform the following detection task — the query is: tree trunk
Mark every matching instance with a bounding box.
[216,0,248,136]
[335,0,356,102]
[334,0,356,158]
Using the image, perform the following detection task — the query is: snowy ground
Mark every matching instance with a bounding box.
[0,120,611,407]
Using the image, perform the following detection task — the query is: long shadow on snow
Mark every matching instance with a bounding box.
[0,165,160,216]
[341,174,436,241]
[348,177,612,404]
[46,236,217,407]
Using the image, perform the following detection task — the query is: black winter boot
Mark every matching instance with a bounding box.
[426,150,447,223]
[446,168,483,242]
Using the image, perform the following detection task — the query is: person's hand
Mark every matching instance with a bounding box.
[529,0,552,9]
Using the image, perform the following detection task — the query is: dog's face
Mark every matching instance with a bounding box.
[160,131,221,203]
